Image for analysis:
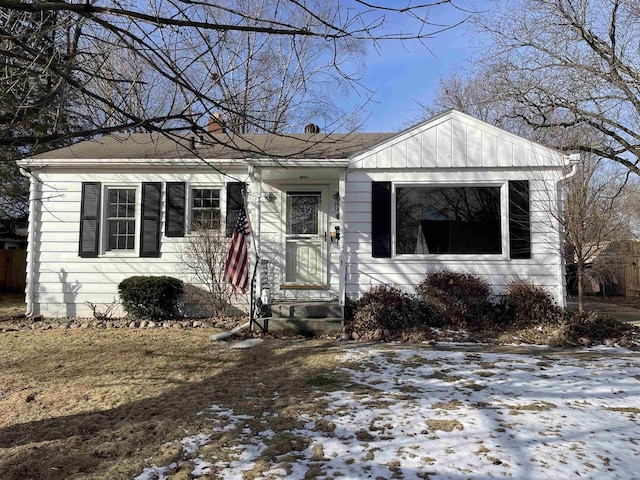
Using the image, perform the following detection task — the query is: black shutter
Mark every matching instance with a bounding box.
[226,182,245,237]
[79,182,101,258]
[165,182,186,237]
[509,180,531,259]
[140,182,162,257]
[372,181,392,258]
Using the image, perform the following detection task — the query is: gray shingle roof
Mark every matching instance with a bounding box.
[27,131,395,160]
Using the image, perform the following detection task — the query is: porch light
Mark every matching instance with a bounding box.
[263,192,277,202]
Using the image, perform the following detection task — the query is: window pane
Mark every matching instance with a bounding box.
[106,188,136,251]
[191,188,220,230]
[396,186,501,254]
[288,194,319,235]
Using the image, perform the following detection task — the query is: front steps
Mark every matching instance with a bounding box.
[254,301,343,336]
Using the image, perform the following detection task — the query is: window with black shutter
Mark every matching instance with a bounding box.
[509,180,531,259]
[140,182,162,257]
[226,182,245,237]
[372,181,392,258]
[165,182,186,237]
[79,182,101,257]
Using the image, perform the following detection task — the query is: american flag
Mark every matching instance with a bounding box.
[223,207,251,294]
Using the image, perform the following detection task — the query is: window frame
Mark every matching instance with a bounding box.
[101,185,141,256]
[392,181,509,260]
[188,185,222,232]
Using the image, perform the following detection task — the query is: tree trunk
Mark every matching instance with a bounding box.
[576,263,584,313]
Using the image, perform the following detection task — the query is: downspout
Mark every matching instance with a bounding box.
[338,169,347,317]
[19,167,36,317]
[558,153,581,307]
[562,153,580,181]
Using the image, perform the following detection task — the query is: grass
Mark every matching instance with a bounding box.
[0,293,25,320]
[0,330,344,479]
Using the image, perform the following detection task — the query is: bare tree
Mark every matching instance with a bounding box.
[1,1,466,217]
[473,0,640,176]
[180,226,234,318]
[421,69,640,310]
[564,155,636,310]
[1,0,465,147]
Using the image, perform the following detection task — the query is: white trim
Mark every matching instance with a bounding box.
[188,185,222,232]
[100,184,141,257]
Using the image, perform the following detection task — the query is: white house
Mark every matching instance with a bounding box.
[17,110,577,319]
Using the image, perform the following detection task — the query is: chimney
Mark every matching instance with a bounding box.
[304,123,320,134]
[208,113,226,134]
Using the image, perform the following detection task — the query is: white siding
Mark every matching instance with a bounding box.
[342,169,566,305]
[29,168,251,317]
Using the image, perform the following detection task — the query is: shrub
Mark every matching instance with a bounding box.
[561,311,634,344]
[118,276,184,320]
[416,270,493,328]
[497,278,565,328]
[349,285,428,338]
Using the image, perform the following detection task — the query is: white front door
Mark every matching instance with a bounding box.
[285,189,326,287]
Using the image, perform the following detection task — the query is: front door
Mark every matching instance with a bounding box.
[285,190,326,287]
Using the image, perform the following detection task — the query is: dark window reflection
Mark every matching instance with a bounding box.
[396,186,501,254]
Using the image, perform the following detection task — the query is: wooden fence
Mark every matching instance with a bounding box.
[0,250,27,293]
[587,241,640,297]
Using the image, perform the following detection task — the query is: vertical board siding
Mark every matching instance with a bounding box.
[349,111,565,170]
[436,121,453,167]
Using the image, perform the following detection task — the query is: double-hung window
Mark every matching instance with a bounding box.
[106,188,136,251]
[191,188,220,230]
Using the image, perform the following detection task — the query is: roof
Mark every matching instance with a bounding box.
[23,131,396,161]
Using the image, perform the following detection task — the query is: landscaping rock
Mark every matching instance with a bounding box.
[147,321,156,329]
[128,321,138,329]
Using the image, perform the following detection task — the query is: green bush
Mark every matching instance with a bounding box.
[349,285,429,337]
[416,270,493,328]
[118,276,184,320]
[496,278,566,328]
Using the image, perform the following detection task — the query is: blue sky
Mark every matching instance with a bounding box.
[347,1,483,132]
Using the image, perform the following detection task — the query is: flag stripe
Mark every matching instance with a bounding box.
[223,207,250,294]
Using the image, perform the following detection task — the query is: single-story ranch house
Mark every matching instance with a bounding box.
[17,110,578,319]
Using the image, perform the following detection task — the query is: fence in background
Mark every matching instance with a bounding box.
[0,250,27,293]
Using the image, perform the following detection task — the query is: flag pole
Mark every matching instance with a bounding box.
[242,186,262,333]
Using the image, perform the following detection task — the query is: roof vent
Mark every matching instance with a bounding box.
[304,123,320,134]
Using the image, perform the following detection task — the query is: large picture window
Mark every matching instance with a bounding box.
[106,188,136,251]
[396,186,502,255]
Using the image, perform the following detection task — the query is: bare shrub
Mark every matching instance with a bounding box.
[416,270,493,328]
[348,285,427,338]
[496,278,565,328]
[85,298,120,321]
[180,227,233,318]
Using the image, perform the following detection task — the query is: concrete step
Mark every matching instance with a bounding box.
[253,317,343,336]
[269,302,342,319]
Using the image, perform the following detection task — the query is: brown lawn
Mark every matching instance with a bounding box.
[0,329,342,479]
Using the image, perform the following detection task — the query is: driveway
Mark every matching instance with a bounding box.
[567,297,640,325]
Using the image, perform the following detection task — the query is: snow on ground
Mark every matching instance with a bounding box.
[137,344,640,479]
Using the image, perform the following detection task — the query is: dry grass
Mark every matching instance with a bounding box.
[0,330,343,479]
[0,293,25,320]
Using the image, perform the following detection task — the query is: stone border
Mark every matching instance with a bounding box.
[1,317,243,333]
